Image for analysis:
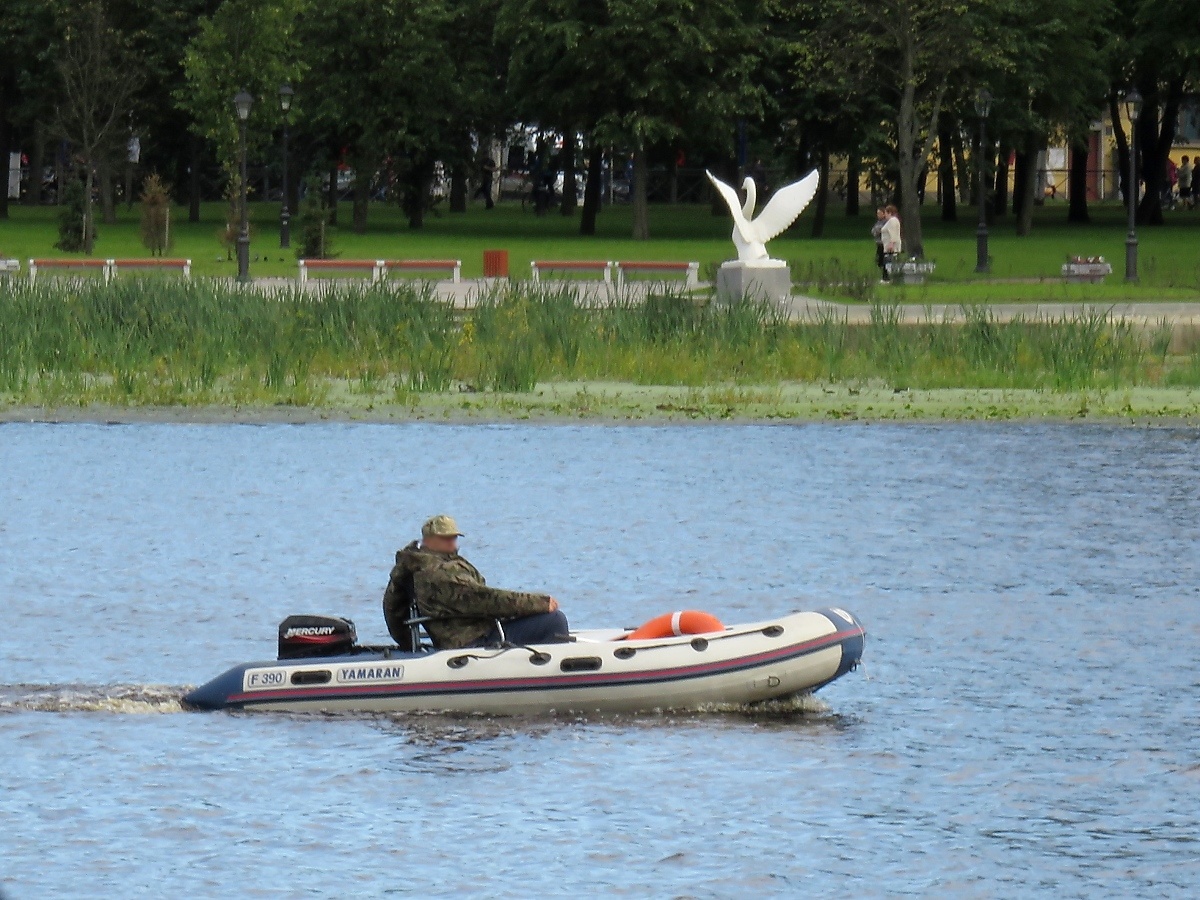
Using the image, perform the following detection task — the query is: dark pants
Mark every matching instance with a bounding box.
[478,610,570,646]
[474,174,494,208]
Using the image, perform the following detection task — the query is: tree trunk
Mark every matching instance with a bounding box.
[0,89,11,220]
[1067,139,1090,224]
[188,134,201,223]
[1109,93,1131,207]
[938,122,956,222]
[1136,77,1184,226]
[404,157,433,229]
[25,121,44,206]
[845,151,860,216]
[993,145,1009,218]
[327,160,339,226]
[580,142,603,236]
[352,173,369,233]
[1015,139,1040,236]
[100,159,117,225]
[560,130,577,216]
[449,161,467,213]
[83,164,96,254]
[631,145,649,240]
[1012,145,1030,222]
[894,39,944,259]
[811,145,829,238]
[953,129,971,204]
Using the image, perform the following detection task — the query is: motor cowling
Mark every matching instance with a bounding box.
[277,615,357,659]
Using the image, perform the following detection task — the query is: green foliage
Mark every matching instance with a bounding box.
[54,179,92,251]
[178,0,304,181]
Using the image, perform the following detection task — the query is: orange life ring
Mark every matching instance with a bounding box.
[622,610,725,641]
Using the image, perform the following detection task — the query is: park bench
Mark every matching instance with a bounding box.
[885,258,936,285]
[1061,257,1111,283]
[298,258,462,284]
[0,258,19,279]
[380,259,462,283]
[29,258,113,284]
[530,260,613,284]
[614,260,700,291]
[110,258,192,279]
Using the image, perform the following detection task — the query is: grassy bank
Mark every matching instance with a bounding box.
[3,279,1200,422]
[1,200,1199,298]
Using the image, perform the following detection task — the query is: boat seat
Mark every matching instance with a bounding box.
[401,600,505,652]
[400,602,432,653]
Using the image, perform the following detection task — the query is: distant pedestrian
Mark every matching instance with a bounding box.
[1164,157,1178,208]
[871,206,887,280]
[1179,156,1193,210]
[880,204,902,282]
[474,155,496,209]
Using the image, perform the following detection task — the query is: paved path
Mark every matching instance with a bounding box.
[782,294,1200,324]
[246,276,1200,348]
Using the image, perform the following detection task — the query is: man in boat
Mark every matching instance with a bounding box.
[382,514,570,650]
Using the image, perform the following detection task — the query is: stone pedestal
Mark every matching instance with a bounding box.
[716,260,791,306]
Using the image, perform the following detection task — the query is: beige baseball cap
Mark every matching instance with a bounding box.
[422,514,464,538]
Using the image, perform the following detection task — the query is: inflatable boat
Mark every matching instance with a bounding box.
[182,607,865,715]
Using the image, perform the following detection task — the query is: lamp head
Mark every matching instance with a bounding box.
[974,88,993,119]
[234,90,253,122]
[1124,88,1143,123]
[279,83,294,113]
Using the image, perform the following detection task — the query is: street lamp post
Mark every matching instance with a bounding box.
[1124,88,1142,283]
[974,88,993,274]
[278,83,294,249]
[234,89,253,283]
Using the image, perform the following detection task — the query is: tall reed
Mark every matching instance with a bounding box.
[1,278,1196,407]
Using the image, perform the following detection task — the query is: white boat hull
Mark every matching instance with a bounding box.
[183,608,865,715]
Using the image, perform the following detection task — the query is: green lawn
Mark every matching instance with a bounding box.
[2,197,1199,298]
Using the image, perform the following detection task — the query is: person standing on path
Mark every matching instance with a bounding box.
[474,155,497,209]
[871,207,887,281]
[880,205,902,282]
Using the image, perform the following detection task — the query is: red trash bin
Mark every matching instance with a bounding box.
[482,249,509,278]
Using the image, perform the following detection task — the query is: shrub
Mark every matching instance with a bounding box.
[139,174,173,255]
[55,178,94,252]
[294,178,335,260]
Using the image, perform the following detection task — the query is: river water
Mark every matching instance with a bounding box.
[1,421,1198,897]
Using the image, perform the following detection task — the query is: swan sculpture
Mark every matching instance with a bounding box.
[706,169,820,264]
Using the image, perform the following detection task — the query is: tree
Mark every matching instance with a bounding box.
[499,0,766,240]
[974,0,1111,235]
[179,0,304,232]
[1109,0,1200,226]
[803,0,983,258]
[0,0,65,218]
[297,0,500,231]
[108,0,222,221]
[53,3,142,254]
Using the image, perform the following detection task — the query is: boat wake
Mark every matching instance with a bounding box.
[0,684,187,714]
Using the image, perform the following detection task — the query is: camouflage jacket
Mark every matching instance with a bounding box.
[382,541,552,650]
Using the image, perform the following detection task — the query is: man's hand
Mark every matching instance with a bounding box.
[547,596,559,612]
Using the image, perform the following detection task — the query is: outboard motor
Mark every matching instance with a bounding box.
[277,615,357,659]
